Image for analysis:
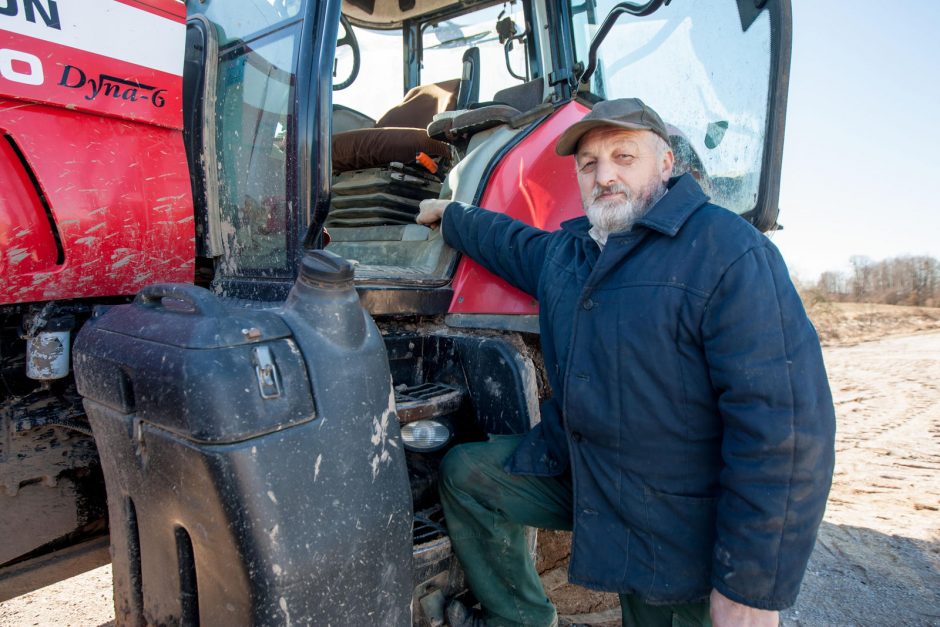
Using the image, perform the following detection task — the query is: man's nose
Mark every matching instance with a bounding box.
[594,157,617,186]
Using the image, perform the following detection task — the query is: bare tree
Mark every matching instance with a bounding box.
[813,255,939,306]
[850,255,874,301]
[817,271,849,300]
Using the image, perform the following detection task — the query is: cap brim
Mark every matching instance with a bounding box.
[554,119,668,156]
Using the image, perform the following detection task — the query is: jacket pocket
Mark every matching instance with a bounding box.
[644,488,717,602]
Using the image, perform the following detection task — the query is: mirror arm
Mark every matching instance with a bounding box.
[504,35,528,81]
[578,0,670,86]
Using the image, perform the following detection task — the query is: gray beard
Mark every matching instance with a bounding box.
[584,180,666,245]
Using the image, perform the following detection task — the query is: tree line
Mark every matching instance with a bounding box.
[809,255,940,307]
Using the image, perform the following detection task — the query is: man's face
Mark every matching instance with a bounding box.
[575,127,674,233]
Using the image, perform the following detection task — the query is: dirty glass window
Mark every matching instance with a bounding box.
[420,3,529,102]
[215,24,298,275]
[569,2,771,215]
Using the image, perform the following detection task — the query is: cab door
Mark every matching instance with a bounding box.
[185,0,338,302]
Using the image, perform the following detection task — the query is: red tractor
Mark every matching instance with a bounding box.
[1,0,791,623]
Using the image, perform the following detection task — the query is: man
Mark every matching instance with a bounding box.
[416,99,835,627]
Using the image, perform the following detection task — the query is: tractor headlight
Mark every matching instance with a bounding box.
[401,420,452,452]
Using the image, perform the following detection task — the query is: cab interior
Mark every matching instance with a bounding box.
[326,0,550,287]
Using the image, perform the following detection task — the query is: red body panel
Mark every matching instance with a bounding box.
[0,136,60,276]
[1,30,183,130]
[0,99,194,305]
[1,0,191,305]
[448,101,590,315]
[0,0,185,129]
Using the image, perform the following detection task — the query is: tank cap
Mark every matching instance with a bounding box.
[298,250,355,287]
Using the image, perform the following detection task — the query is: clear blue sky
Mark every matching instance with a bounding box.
[771,0,940,281]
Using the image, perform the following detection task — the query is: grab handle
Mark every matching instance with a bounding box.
[135,283,225,318]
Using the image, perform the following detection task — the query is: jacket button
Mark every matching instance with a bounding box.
[582,298,595,310]
[571,431,583,442]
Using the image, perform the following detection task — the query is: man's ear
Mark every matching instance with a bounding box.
[660,148,675,182]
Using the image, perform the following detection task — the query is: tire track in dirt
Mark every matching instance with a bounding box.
[783,331,940,626]
[818,334,940,538]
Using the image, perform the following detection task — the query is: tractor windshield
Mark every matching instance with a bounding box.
[570,1,774,218]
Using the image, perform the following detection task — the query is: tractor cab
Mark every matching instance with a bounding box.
[184,0,790,314]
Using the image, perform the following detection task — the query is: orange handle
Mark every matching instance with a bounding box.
[416,152,438,174]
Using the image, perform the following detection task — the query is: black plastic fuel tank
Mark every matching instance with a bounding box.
[74,251,413,626]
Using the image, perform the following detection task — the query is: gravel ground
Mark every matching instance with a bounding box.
[2,326,938,626]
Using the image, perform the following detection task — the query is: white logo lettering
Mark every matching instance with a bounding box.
[0,48,44,86]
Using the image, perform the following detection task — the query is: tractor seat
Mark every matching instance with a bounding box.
[332,79,460,172]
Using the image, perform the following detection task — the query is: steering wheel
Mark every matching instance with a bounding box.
[334,14,360,91]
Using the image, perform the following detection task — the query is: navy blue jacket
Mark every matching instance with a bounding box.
[441,174,835,610]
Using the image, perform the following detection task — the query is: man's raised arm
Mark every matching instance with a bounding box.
[417,199,556,298]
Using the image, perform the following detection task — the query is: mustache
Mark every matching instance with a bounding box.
[591,183,633,203]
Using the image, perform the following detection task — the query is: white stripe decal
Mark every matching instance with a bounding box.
[0,0,185,76]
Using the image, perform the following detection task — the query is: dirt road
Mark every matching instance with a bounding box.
[781,331,940,626]
[2,331,939,626]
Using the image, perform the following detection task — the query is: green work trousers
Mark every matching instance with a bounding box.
[439,435,711,627]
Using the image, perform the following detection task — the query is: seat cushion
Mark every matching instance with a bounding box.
[375,79,460,129]
[332,127,451,172]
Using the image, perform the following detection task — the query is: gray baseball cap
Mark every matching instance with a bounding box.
[555,98,671,156]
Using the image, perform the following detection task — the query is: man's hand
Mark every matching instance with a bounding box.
[416,199,451,228]
[710,589,779,627]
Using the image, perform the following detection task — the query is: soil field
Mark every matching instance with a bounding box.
[778,330,940,626]
[804,301,940,347]
[2,304,939,626]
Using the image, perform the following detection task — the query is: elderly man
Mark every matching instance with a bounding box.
[416,99,835,627]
